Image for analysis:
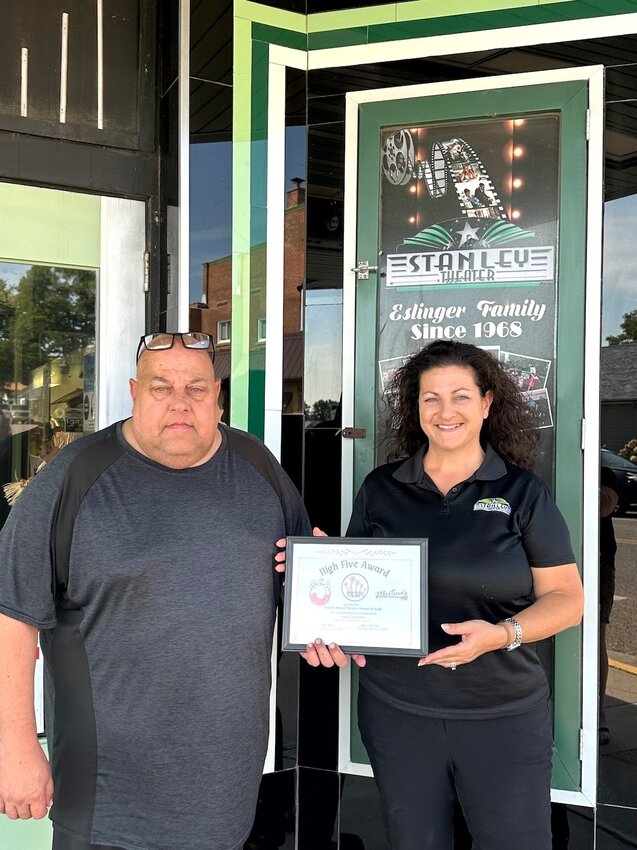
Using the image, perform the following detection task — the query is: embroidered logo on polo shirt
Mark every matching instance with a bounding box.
[473,497,511,515]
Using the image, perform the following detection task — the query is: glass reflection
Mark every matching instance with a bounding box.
[304,289,342,422]
[600,186,637,815]
[189,139,232,421]
[303,31,637,841]
[303,289,342,534]
[189,141,232,304]
[602,196,637,345]
[0,262,96,531]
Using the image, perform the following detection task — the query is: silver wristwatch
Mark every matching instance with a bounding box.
[501,617,523,651]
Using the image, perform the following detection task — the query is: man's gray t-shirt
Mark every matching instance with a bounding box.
[0,422,310,850]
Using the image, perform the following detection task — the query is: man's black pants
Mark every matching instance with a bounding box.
[358,686,553,850]
[53,831,124,850]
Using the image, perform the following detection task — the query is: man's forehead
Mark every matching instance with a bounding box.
[137,340,211,362]
[136,346,215,379]
[146,372,212,383]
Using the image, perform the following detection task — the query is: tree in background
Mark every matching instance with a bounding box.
[607,309,637,345]
[307,398,338,422]
[0,279,16,388]
[619,439,637,463]
[0,266,95,393]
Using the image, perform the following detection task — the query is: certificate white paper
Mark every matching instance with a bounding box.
[282,537,428,656]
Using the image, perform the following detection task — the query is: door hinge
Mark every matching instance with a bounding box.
[351,260,378,280]
[143,251,150,292]
[341,427,367,439]
[585,108,591,141]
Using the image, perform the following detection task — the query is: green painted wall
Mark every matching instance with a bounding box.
[0,183,100,269]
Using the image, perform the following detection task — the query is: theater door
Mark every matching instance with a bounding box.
[338,67,603,805]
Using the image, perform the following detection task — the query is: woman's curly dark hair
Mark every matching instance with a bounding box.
[385,340,540,470]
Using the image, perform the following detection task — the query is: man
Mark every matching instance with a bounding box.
[473,182,492,208]
[0,332,310,850]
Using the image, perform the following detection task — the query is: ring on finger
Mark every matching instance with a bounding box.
[449,661,457,671]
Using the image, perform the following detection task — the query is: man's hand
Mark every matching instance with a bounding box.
[275,530,366,667]
[0,739,53,819]
[275,526,326,573]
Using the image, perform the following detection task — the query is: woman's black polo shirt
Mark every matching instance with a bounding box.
[347,444,575,719]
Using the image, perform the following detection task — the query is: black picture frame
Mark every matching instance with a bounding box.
[282,536,428,656]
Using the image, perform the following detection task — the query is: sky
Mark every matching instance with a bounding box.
[602,194,637,344]
[0,262,29,289]
[189,126,307,303]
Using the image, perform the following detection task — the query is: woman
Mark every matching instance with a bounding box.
[297,340,583,850]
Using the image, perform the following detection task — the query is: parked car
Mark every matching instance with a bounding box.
[601,449,637,516]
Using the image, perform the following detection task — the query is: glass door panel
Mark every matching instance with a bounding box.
[341,74,594,797]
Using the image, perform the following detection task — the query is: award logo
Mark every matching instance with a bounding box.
[341,574,369,601]
[309,578,331,606]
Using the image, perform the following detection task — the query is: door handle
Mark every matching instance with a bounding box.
[340,427,367,439]
[350,260,378,280]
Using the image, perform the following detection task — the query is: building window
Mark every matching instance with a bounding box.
[217,320,231,343]
[257,318,266,341]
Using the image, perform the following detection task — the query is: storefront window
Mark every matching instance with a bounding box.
[598,70,637,827]
[0,262,96,530]
[189,90,232,422]
[304,32,637,848]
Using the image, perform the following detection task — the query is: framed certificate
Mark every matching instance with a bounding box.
[282,537,428,656]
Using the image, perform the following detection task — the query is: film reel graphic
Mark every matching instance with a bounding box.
[382,130,508,222]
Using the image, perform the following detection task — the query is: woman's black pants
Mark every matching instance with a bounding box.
[358,686,553,850]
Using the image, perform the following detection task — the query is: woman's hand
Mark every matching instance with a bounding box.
[418,563,583,670]
[275,526,327,572]
[302,639,366,669]
[417,620,508,669]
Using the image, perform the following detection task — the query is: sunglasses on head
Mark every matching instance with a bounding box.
[136,332,215,363]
